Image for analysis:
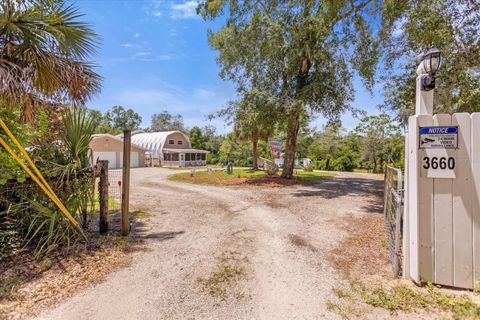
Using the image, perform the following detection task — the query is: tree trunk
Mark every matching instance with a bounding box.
[252,137,259,170]
[281,105,301,178]
[281,54,310,179]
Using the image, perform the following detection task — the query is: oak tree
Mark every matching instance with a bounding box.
[381,0,480,122]
[200,0,382,178]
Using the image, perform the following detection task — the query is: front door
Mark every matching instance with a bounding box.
[180,153,185,167]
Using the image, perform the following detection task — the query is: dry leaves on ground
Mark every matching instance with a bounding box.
[0,234,145,320]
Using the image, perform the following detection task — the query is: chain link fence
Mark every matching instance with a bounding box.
[383,166,404,277]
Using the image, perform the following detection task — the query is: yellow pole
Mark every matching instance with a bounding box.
[0,119,56,196]
[0,137,77,225]
[0,123,88,242]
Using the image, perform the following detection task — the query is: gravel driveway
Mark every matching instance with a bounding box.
[37,168,383,320]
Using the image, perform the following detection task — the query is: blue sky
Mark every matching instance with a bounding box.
[77,0,384,134]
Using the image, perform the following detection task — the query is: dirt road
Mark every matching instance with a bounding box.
[37,168,383,320]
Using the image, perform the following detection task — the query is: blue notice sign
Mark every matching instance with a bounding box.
[419,127,458,135]
[419,126,458,149]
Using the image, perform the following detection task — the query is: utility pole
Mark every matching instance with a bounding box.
[121,130,131,236]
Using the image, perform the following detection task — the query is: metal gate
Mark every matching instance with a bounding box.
[384,166,404,276]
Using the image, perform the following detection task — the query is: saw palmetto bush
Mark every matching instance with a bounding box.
[0,181,79,258]
[0,0,101,258]
[0,107,97,258]
[58,107,97,227]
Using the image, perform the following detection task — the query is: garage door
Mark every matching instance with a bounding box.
[92,152,116,169]
[120,152,139,168]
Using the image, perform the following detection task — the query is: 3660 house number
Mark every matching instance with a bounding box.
[422,156,455,170]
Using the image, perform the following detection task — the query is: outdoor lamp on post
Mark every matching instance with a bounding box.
[415,48,442,115]
[418,48,442,91]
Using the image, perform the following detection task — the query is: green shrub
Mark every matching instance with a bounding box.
[0,107,96,259]
[331,155,355,172]
[314,159,327,170]
[303,164,314,172]
[0,176,90,259]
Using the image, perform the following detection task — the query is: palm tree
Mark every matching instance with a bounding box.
[234,89,278,170]
[59,106,97,226]
[0,0,101,122]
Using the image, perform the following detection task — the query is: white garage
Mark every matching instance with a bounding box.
[120,152,139,168]
[92,151,116,169]
[89,134,146,169]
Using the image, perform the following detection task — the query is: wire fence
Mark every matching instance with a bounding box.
[383,166,404,277]
[94,168,122,212]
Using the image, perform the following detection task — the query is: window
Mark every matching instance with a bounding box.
[201,153,206,160]
[172,153,179,161]
[177,140,183,145]
[168,139,174,145]
[196,153,201,160]
[185,153,190,161]
[163,153,171,161]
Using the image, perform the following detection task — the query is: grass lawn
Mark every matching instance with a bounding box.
[167,168,334,186]
[159,166,209,170]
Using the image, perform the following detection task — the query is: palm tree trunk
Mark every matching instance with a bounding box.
[252,137,259,170]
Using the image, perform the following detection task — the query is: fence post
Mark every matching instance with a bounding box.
[121,130,131,236]
[98,160,109,233]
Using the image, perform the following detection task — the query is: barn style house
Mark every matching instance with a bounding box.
[130,131,208,167]
[89,130,208,168]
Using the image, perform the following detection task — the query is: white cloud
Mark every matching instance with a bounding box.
[120,42,147,50]
[111,53,175,63]
[194,89,216,100]
[133,32,140,38]
[170,1,199,19]
[170,28,178,37]
[138,54,176,61]
[153,10,162,17]
[96,79,236,132]
[134,51,152,57]
[116,89,189,113]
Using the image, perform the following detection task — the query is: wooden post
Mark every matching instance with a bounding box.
[98,160,109,233]
[121,130,131,236]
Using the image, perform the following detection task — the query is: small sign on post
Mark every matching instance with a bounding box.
[419,126,458,149]
[420,149,456,179]
[419,126,458,179]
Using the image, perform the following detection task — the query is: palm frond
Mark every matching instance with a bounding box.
[0,0,102,121]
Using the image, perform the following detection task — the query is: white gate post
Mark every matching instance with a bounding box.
[415,64,434,116]
[403,128,410,278]
[406,49,478,289]
[404,53,437,282]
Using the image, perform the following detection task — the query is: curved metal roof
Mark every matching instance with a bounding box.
[130,131,191,156]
